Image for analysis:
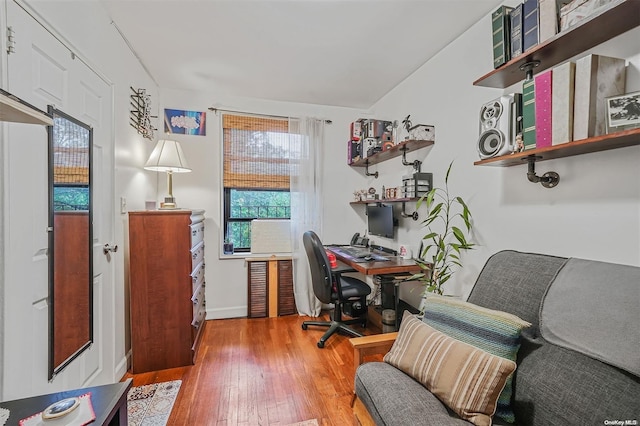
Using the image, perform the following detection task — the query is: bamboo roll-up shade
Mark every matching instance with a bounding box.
[223,114,291,190]
[53,146,89,184]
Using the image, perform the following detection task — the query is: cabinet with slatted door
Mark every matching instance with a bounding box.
[247,256,296,318]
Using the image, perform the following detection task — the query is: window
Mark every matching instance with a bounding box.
[222,114,295,252]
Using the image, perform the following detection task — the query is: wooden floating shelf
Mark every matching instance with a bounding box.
[0,88,53,126]
[474,0,640,89]
[474,127,640,167]
[350,197,422,205]
[349,139,434,167]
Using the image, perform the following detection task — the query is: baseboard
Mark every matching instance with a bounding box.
[114,353,129,381]
[207,305,247,319]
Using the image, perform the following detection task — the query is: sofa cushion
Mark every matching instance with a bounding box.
[355,362,471,426]
[514,335,640,425]
[384,312,516,426]
[466,250,567,339]
[422,294,531,423]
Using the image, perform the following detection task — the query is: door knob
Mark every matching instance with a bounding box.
[103,244,118,255]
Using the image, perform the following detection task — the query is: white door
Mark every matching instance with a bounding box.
[3,1,115,397]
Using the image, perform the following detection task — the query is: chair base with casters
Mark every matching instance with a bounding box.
[302,295,368,348]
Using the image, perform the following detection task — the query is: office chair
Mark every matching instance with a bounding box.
[301,230,371,348]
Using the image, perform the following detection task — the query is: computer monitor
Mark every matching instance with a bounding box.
[367,204,395,239]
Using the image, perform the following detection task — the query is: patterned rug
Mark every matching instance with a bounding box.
[127,380,181,426]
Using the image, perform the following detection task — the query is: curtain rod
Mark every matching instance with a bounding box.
[207,107,332,124]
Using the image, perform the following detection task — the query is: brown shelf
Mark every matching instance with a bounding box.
[474,127,640,167]
[350,197,422,205]
[350,139,434,167]
[473,0,640,89]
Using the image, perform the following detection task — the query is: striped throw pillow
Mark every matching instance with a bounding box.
[384,312,516,426]
[422,294,531,423]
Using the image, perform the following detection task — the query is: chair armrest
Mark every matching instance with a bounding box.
[349,332,398,380]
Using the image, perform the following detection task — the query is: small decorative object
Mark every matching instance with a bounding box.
[223,238,234,255]
[411,161,474,299]
[366,187,378,200]
[130,87,157,140]
[42,397,80,420]
[512,132,525,153]
[606,90,640,132]
[408,124,436,142]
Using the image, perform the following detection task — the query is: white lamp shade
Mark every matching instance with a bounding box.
[144,139,191,173]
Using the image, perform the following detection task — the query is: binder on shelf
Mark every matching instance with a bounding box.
[510,4,524,58]
[538,0,558,43]
[492,5,514,69]
[573,54,626,140]
[552,61,576,145]
[523,0,539,52]
[522,76,536,150]
[535,69,553,148]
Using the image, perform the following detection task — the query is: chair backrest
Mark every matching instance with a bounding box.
[302,230,333,304]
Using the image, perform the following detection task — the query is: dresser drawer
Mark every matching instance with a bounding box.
[190,221,205,248]
[192,303,206,329]
[191,241,204,271]
[191,261,205,293]
[192,282,205,312]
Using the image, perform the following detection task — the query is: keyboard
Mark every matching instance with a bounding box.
[327,246,390,262]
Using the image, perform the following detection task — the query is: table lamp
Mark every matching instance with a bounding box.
[144,139,191,209]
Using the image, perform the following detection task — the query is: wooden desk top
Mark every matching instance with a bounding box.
[327,247,422,276]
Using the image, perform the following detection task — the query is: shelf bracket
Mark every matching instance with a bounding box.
[519,60,541,80]
[400,146,422,171]
[364,160,378,179]
[525,155,559,188]
[401,202,419,221]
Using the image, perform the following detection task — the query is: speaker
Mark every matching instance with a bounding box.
[477,94,522,159]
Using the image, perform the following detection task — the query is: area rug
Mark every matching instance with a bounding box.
[127,380,181,426]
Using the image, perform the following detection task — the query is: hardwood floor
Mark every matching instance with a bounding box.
[123,313,382,426]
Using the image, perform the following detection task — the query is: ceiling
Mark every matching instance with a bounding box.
[100,0,503,109]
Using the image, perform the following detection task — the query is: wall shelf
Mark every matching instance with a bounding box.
[0,88,53,126]
[350,197,421,205]
[473,0,640,89]
[350,139,434,167]
[474,127,640,167]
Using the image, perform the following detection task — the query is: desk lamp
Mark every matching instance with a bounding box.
[144,139,191,209]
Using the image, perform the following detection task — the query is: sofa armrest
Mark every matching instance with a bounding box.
[349,332,398,380]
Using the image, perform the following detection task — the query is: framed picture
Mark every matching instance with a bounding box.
[606,91,640,132]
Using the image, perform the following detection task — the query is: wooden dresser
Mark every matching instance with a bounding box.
[128,209,206,373]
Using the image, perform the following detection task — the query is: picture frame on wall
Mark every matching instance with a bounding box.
[606,91,640,133]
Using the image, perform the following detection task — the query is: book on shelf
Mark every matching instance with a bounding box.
[492,5,514,69]
[539,0,558,42]
[534,69,553,148]
[552,61,576,145]
[510,4,524,58]
[523,0,539,52]
[522,76,536,150]
[573,54,626,140]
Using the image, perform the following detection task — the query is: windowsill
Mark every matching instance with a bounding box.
[219,252,293,261]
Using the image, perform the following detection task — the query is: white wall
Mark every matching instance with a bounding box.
[366,15,640,298]
[156,88,367,318]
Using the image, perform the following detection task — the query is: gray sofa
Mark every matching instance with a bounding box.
[352,250,640,425]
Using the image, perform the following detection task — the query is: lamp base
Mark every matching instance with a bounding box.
[159,196,177,210]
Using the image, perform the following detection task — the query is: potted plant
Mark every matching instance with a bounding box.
[414,161,474,299]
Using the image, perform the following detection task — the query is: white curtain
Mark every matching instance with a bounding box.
[289,117,324,316]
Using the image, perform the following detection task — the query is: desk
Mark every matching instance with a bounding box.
[326,246,421,276]
[0,379,132,425]
[326,246,423,331]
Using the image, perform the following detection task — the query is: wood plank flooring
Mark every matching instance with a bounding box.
[123,313,383,426]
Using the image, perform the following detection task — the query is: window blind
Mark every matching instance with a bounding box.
[222,114,291,190]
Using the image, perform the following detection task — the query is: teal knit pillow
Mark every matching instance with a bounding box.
[422,294,531,424]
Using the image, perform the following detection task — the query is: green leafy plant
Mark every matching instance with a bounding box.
[414,161,474,297]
